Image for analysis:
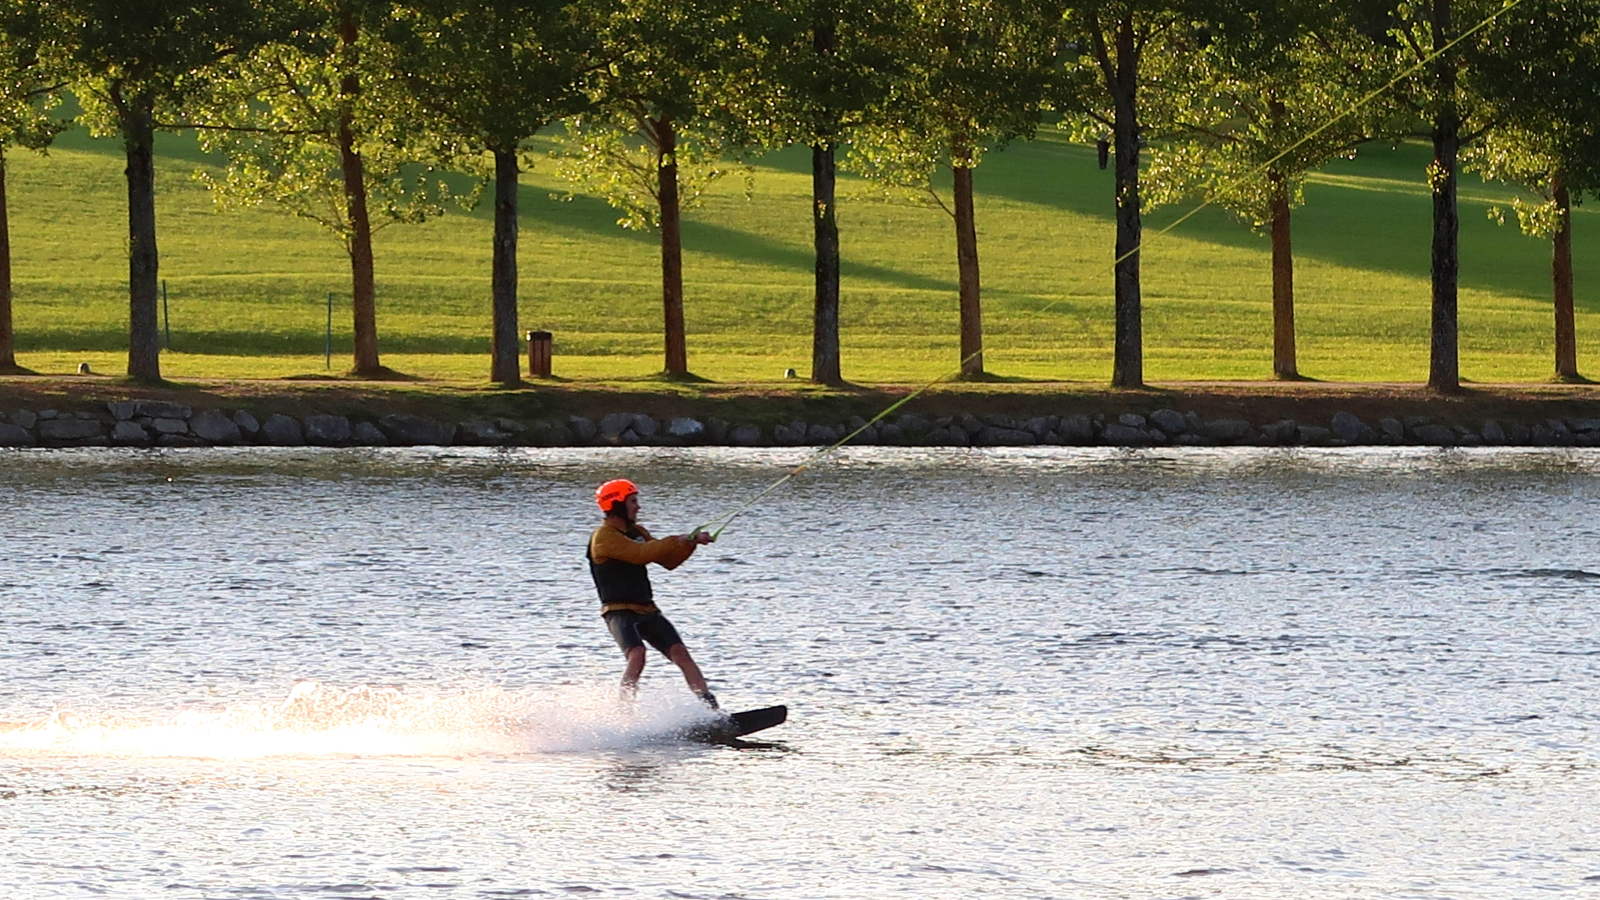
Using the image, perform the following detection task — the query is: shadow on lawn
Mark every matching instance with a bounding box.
[65,117,1597,315]
[964,133,1597,313]
[521,179,955,295]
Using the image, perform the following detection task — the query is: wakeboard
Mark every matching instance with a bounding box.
[684,704,788,743]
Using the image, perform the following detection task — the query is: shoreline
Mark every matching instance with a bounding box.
[5,376,1600,449]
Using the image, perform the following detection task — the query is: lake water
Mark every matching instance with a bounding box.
[2,446,1599,899]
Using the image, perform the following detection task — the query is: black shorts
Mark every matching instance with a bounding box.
[603,610,684,656]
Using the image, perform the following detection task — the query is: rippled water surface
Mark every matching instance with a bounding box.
[3,446,1600,899]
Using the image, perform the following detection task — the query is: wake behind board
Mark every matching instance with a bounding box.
[683,705,788,743]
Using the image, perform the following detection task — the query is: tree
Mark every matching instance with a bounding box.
[388,0,601,385]
[60,0,291,382]
[1465,0,1600,382]
[1054,2,1219,388]
[849,0,1060,378]
[191,0,452,377]
[1143,5,1402,379]
[551,0,742,379]
[734,0,905,385]
[0,0,68,374]
[1359,0,1577,391]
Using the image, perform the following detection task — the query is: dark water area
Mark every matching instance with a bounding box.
[2,446,1598,898]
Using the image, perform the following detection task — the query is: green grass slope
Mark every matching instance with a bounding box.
[5,125,1596,384]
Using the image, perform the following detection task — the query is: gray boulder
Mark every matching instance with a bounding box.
[666,417,705,439]
[729,424,763,446]
[1481,420,1507,445]
[982,413,1021,430]
[107,401,137,421]
[1413,424,1456,446]
[379,413,452,446]
[1058,414,1094,444]
[109,420,150,447]
[1570,418,1600,433]
[1379,417,1406,442]
[456,419,511,445]
[1174,433,1217,447]
[156,433,205,447]
[1198,418,1252,442]
[134,399,191,420]
[705,417,730,443]
[1102,423,1151,446]
[1022,416,1057,438]
[958,414,984,437]
[232,410,261,438]
[567,416,598,443]
[1261,419,1298,445]
[1296,425,1335,446]
[9,409,37,429]
[37,409,57,419]
[894,413,930,435]
[527,420,570,447]
[0,423,34,446]
[305,414,353,446]
[1330,412,1373,443]
[149,417,188,435]
[1149,409,1187,435]
[191,409,242,445]
[631,415,659,439]
[351,421,388,447]
[806,423,840,444]
[1503,421,1531,443]
[976,426,1035,447]
[598,412,634,440]
[259,414,305,446]
[496,418,527,435]
[39,417,105,442]
[877,423,904,443]
[1117,412,1147,429]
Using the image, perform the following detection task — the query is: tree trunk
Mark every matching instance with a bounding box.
[658,117,687,376]
[1428,0,1460,392]
[1269,169,1297,379]
[1110,14,1143,388]
[812,141,842,385]
[490,147,521,386]
[1552,175,1578,380]
[123,93,161,383]
[953,150,983,378]
[338,9,381,376]
[0,146,15,373]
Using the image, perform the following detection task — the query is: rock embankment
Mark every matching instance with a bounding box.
[2,400,1599,449]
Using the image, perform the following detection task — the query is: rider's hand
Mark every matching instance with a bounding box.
[692,531,714,545]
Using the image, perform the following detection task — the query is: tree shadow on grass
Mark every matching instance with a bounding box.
[966,132,1600,314]
[520,181,955,295]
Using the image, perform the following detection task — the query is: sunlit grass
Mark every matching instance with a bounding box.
[6,126,1598,384]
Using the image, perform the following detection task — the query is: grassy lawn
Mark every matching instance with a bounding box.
[6,124,1597,384]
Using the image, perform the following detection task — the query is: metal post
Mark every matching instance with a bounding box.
[162,280,170,351]
[325,292,333,369]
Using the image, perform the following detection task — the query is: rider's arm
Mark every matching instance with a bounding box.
[591,525,696,570]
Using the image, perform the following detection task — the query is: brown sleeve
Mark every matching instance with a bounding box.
[591,525,695,570]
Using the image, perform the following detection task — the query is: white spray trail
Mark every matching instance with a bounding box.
[0,681,721,759]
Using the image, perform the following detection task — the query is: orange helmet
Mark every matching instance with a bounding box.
[595,479,639,512]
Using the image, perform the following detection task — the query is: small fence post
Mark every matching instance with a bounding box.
[527,330,552,378]
[325,292,333,369]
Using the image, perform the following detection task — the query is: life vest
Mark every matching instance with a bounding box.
[586,526,653,605]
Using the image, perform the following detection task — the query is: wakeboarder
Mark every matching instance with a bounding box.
[586,479,719,709]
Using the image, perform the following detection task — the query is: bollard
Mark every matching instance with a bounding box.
[527,330,553,377]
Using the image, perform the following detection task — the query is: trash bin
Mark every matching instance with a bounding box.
[527,330,552,377]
